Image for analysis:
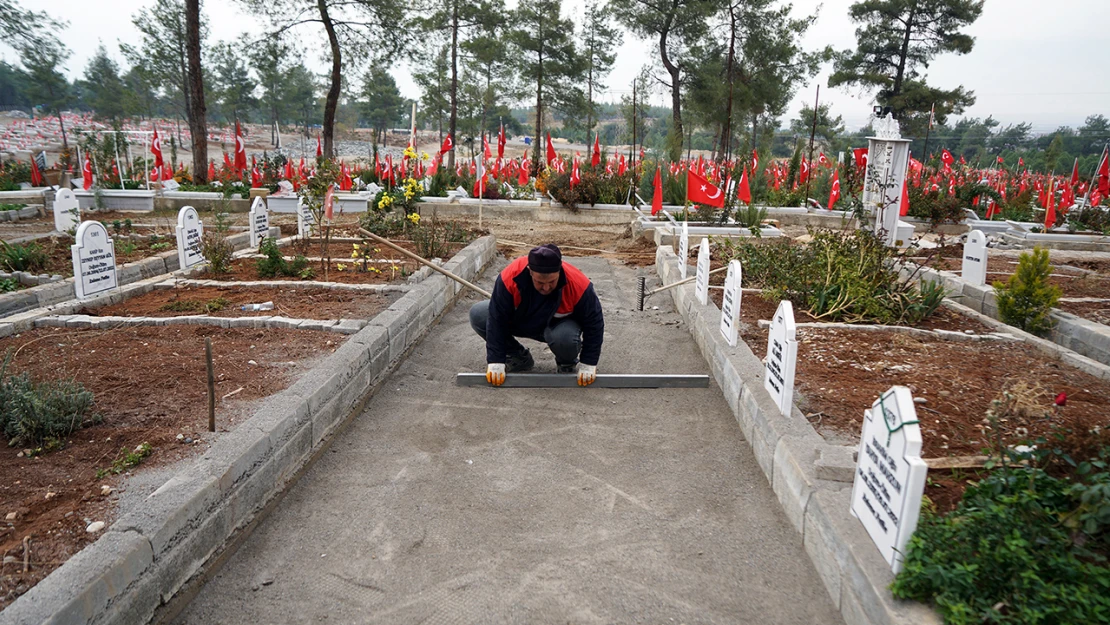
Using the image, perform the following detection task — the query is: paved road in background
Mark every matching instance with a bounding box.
[175,257,842,624]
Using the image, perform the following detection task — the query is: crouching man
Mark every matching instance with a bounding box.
[469,244,604,387]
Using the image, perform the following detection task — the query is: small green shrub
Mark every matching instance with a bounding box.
[735,204,768,231]
[994,247,1061,336]
[717,228,946,325]
[150,241,172,251]
[0,241,48,273]
[0,203,25,211]
[0,278,19,292]
[200,212,234,275]
[97,442,153,479]
[0,354,98,449]
[255,237,311,279]
[117,240,138,256]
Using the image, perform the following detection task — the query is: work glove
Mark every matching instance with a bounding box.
[486,363,506,386]
[577,364,597,387]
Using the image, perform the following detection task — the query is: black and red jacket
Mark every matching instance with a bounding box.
[486,256,604,366]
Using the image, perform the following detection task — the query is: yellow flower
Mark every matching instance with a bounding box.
[420,151,430,161]
[370,267,381,274]
[404,190,414,200]
[337,263,347,271]
[391,265,400,271]
[351,250,359,258]
[352,243,360,250]
[407,213,420,225]
[403,146,416,159]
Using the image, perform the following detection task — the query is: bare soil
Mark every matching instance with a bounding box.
[0,325,341,610]
[82,284,395,320]
[203,257,416,285]
[735,300,1110,461]
[0,233,174,279]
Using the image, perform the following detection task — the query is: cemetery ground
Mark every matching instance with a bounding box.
[0,324,340,610]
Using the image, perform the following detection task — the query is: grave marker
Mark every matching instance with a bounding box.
[249,196,270,248]
[694,238,710,305]
[763,300,798,416]
[962,229,987,287]
[863,115,911,247]
[175,206,205,269]
[719,260,742,346]
[849,386,928,573]
[53,188,80,233]
[297,198,314,239]
[677,220,689,279]
[71,220,116,298]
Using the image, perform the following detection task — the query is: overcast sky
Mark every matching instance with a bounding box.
[12,0,1109,133]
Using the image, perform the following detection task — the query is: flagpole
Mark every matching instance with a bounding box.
[144,131,150,190]
[1080,143,1109,208]
[921,103,934,165]
[804,85,819,204]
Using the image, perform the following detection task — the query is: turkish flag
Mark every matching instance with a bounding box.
[617,154,626,176]
[1044,180,1057,229]
[1071,158,1080,187]
[737,166,752,204]
[440,134,453,154]
[651,167,663,216]
[900,180,910,217]
[591,134,600,167]
[818,152,829,167]
[324,184,335,220]
[1097,148,1110,195]
[235,121,247,173]
[751,149,759,172]
[828,170,841,210]
[151,127,164,168]
[799,158,810,183]
[427,155,439,177]
[570,158,581,188]
[687,169,724,208]
[545,133,556,166]
[518,159,529,186]
[853,147,868,168]
[29,155,42,186]
[497,124,505,160]
[209,159,217,181]
[82,153,93,190]
[941,149,954,168]
[483,134,491,159]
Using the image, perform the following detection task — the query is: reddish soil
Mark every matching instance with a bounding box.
[0,233,174,279]
[1057,300,1110,324]
[288,239,467,261]
[736,306,1110,460]
[83,285,395,320]
[0,325,341,610]
[496,235,657,267]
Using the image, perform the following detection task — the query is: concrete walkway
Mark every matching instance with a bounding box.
[174,257,842,624]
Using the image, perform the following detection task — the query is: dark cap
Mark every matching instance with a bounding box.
[528,244,563,274]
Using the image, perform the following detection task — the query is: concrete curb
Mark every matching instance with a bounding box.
[0,227,280,318]
[0,235,498,625]
[656,245,940,625]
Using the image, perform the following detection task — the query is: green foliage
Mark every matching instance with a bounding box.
[255,237,312,279]
[717,228,945,325]
[0,203,25,211]
[159,297,230,314]
[0,278,19,292]
[200,212,234,275]
[359,210,406,238]
[0,240,47,273]
[1067,205,1110,234]
[117,240,138,256]
[909,181,999,227]
[994,247,1061,336]
[410,213,472,259]
[734,204,768,230]
[547,167,634,210]
[0,353,98,449]
[97,442,153,479]
[892,394,1110,625]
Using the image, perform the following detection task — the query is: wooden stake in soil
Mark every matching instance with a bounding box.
[205,337,215,433]
[22,536,30,572]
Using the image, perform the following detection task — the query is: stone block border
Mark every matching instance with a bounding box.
[656,245,940,625]
[0,204,43,222]
[0,227,281,318]
[906,264,1110,370]
[0,235,497,625]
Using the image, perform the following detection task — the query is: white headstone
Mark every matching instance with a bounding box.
[849,386,928,574]
[694,238,710,305]
[175,206,205,269]
[763,300,798,416]
[962,229,987,287]
[297,199,314,239]
[719,260,742,347]
[249,196,270,249]
[863,115,911,247]
[677,220,689,279]
[53,188,80,233]
[71,220,117,299]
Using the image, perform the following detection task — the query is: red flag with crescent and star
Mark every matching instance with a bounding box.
[687,168,725,208]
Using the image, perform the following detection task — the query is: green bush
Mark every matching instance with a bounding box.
[893,445,1110,625]
[717,228,945,325]
[0,356,98,449]
[994,247,1061,336]
[0,240,48,273]
[200,212,234,275]
[255,237,312,279]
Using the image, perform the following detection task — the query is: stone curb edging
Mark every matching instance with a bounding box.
[656,246,940,625]
[0,227,281,318]
[0,235,498,625]
[754,318,1020,343]
[32,314,371,335]
[904,264,1110,375]
[172,278,409,293]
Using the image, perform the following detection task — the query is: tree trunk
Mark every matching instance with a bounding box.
[720,4,736,162]
[185,0,207,183]
[319,0,341,159]
[892,9,916,105]
[448,0,458,169]
[533,51,544,167]
[658,11,682,162]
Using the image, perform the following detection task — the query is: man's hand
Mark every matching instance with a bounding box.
[577,364,597,387]
[486,363,506,386]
